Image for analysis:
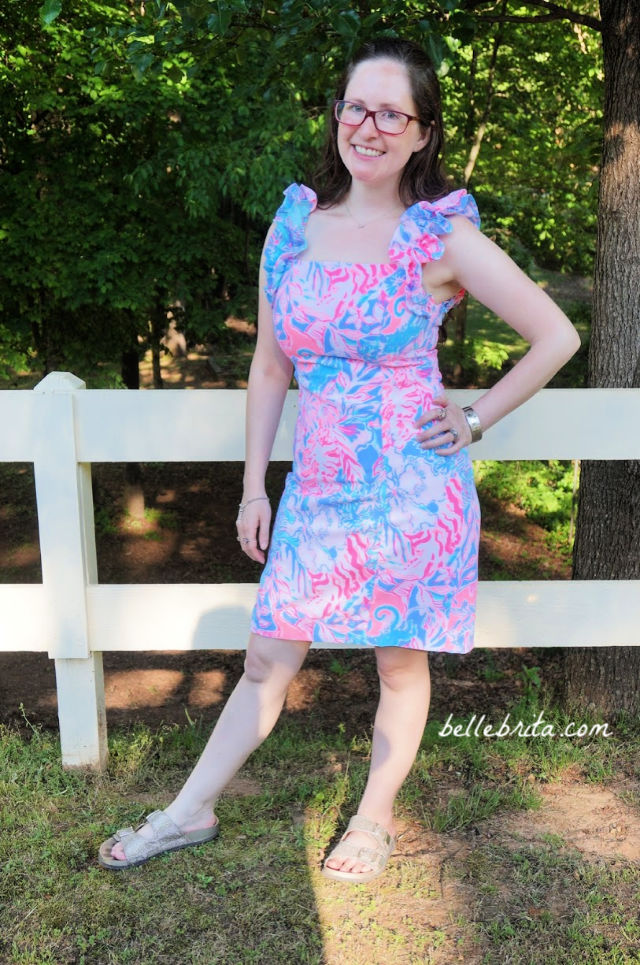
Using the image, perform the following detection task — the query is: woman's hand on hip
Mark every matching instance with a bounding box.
[414,395,472,455]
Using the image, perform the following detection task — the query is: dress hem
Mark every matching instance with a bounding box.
[250,622,475,654]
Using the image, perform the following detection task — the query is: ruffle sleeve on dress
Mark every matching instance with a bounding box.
[263,183,317,305]
[389,188,481,314]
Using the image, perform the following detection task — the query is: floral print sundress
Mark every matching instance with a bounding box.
[249,183,481,652]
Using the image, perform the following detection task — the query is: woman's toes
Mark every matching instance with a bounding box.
[327,855,371,875]
[111,842,125,861]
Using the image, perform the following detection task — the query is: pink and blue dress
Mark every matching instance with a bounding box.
[250,183,481,653]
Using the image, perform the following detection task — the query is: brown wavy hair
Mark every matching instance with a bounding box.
[312,38,451,209]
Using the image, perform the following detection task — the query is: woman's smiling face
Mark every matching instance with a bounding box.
[337,57,430,191]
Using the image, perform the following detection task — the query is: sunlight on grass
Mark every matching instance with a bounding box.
[1,680,638,964]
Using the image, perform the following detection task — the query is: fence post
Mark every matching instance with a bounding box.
[33,372,107,770]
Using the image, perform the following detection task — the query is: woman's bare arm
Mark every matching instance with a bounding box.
[417,216,582,454]
[448,216,581,431]
[238,235,294,562]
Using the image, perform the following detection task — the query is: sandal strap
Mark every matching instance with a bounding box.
[342,814,395,851]
[327,841,385,871]
[116,810,187,863]
[324,814,396,874]
[145,810,185,842]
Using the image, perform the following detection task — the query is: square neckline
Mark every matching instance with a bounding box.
[295,188,415,269]
[268,182,477,310]
[293,200,455,307]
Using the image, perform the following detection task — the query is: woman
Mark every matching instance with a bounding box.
[99,38,580,881]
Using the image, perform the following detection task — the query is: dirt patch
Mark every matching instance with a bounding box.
[480,775,640,864]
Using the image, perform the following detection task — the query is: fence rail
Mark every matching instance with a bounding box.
[1,372,639,769]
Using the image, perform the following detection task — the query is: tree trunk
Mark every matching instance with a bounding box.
[462,12,503,188]
[150,301,166,390]
[456,6,505,347]
[446,296,476,387]
[121,346,140,390]
[565,0,640,717]
[121,338,145,520]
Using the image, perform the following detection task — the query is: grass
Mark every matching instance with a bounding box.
[436,271,591,391]
[1,678,639,965]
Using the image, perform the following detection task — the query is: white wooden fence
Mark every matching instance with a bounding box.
[1,371,639,769]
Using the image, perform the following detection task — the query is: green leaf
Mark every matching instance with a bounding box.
[39,0,62,25]
[334,9,360,40]
[166,63,184,83]
[130,51,156,79]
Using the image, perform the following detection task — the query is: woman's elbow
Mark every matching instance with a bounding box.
[562,327,583,360]
[545,330,582,375]
[536,313,582,361]
[249,354,293,386]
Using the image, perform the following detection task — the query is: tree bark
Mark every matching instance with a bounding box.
[455,7,505,347]
[121,347,140,390]
[121,332,145,520]
[150,301,166,390]
[565,0,640,717]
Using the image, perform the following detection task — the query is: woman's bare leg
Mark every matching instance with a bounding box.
[325,647,431,875]
[110,633,310,860]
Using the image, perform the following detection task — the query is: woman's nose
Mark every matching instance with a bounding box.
[359,113,379,137]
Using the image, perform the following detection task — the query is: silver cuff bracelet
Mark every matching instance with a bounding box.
[462,406,483,442]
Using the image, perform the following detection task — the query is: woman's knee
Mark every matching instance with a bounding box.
[244,633,309,686]
[375,647,429,689]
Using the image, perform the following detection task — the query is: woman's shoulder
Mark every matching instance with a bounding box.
[407,187,481,230]
[261,183,317,302]
[390,187,480,267]
[273,182,318,222]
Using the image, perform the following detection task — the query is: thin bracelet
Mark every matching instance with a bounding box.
[238,496,270,512]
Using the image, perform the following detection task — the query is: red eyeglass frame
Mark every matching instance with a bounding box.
[333,99,422,135]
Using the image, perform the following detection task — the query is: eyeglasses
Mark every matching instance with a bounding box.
[334,99,421,136]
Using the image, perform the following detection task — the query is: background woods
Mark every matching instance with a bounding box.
[1,0,602,383]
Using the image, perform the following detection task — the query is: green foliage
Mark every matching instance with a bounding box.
[442,331,511,385]
[475,459,578,532]
[444,9,602,274]
[1,0,268,378]
[39,0,62,26]
[469,337,510,371]
[2,0,603,380]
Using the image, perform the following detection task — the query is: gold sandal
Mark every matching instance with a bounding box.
[321,814,396,883]
[98,809,219,871]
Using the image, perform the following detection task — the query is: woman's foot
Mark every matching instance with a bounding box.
[109,802,217,862]
[323,814,397,879]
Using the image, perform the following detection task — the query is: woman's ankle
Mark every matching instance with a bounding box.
[166,797,216,829]
[353,803,396,834]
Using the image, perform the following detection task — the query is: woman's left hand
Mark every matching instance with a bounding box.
[414,394,472,456]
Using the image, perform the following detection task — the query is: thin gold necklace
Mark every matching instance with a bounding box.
[344,199,403,230]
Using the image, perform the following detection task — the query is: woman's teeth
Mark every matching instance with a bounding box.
[354,145,384,157]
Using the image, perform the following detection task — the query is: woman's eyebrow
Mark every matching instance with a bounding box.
[348,97,406,110]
